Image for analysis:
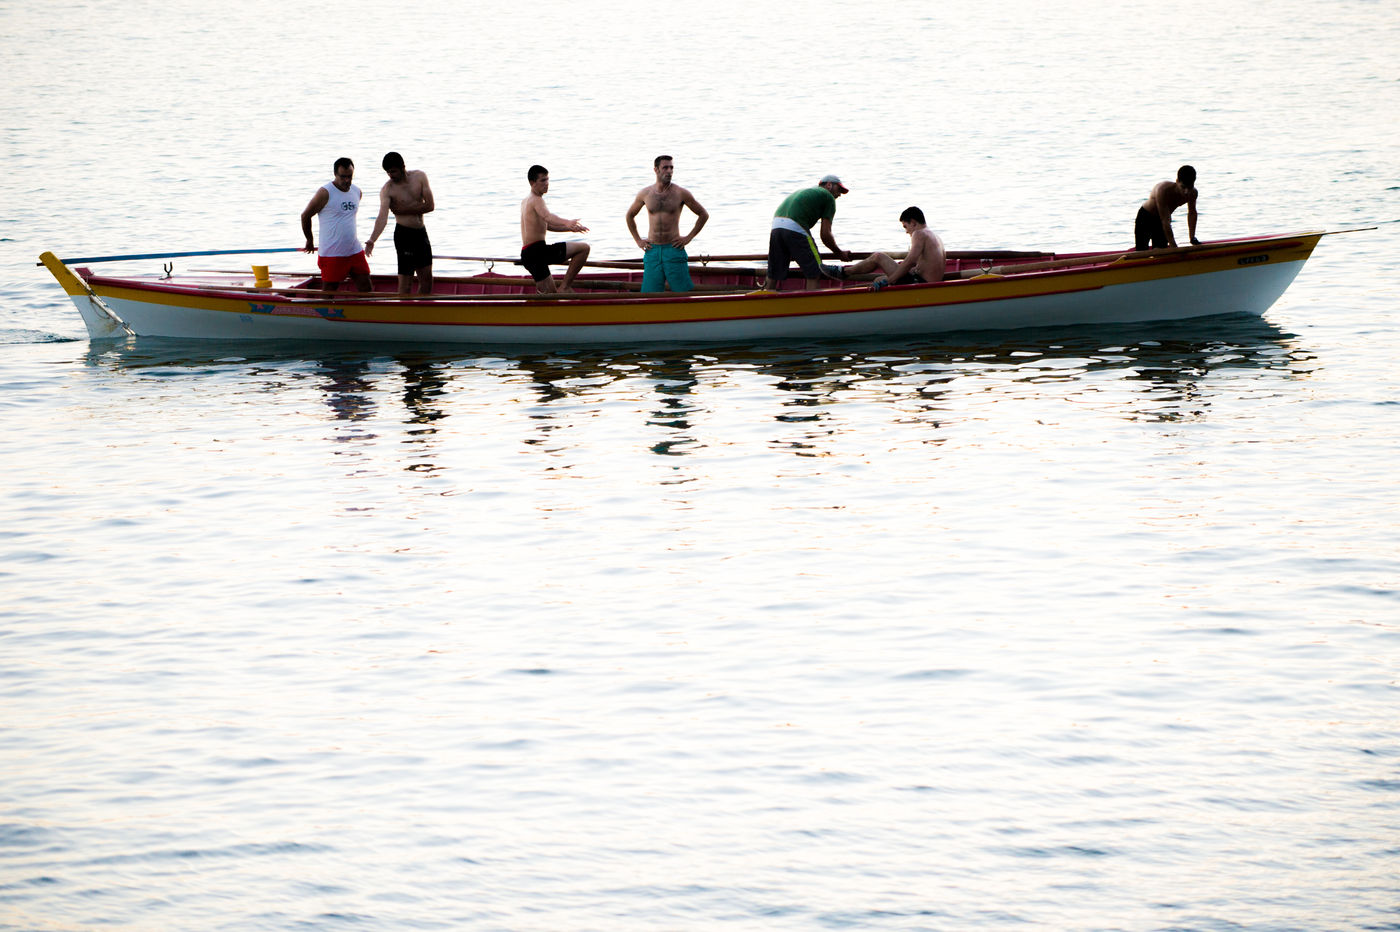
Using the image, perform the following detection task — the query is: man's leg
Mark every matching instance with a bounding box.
[560,241,590,292]
[763,229,790,291]
[844,253,896,277]
[641,246,664,293]
[664,245,693,293]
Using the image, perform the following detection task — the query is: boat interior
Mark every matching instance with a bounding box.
[183,249,1066,300]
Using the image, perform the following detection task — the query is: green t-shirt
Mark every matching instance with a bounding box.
[773,187,836,231]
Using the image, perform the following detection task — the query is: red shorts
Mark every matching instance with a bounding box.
[318,251,370,284]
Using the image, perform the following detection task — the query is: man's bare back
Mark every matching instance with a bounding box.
[904,226,946,282]
[1142,180,1191,219]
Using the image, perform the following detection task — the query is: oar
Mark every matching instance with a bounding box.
[169,281,749,301]
[957,244,1201,279]
[434,253,647,270]
[585,249,1055,265]
[39,247,305,265]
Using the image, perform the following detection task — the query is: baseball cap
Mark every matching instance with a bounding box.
[819,174,849,193]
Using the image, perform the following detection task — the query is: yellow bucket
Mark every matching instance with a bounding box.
[251,265,271,289]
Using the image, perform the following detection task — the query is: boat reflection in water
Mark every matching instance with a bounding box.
[80,315,1312,478]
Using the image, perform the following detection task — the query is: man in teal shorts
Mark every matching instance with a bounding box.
[625,155,710,292]
[762,174,852,291]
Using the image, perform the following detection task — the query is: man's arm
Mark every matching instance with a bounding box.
[529,196,588,234]
[365,185,392,256]
[677,189,709,248]
[1160,205,1178,248]
[818,217,850,261]
[1186,189,1199,245]
[546,210,589,233]
[882,238,924,284]
[876,235,925,284]
[414,173,435,217]
[624,190,648,250]
[300,188,329,252]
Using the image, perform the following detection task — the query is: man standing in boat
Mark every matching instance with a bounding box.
[1135,165,1200,250]
[843,206,946,287]
[300,157,373,293]
[762,175,852,291]
[364,151,436,295]
[624,155,710,293]
[520,165,590,294]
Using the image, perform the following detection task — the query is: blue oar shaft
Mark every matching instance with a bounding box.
[55,247,304,264]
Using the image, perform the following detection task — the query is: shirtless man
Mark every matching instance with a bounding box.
[365,151,436,294]
[300,157,373,293]
[520,165,590,294]
[844,206,946,288]
[624,155,710,292]
[1135,165,1200,250]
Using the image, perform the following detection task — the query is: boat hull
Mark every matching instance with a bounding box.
[44,233,1322,345]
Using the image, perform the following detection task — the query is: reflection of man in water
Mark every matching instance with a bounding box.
[1135,165,1200,250]
[316,357,376,424]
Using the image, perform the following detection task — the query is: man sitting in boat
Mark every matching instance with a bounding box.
[520,165,591,294]
[1135,165,1200,250]
[843,206,947,288]
[624,155,710,293]
[364,151,436,295]
[300,157,373,293]
[762,175,853,291]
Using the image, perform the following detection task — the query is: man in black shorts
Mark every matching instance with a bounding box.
[842,206,946,288]
[1135,165,1200,251]
[520,165,590,293]
[365,151,436,294]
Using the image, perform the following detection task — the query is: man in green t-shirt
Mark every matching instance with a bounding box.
[762,174,853,291]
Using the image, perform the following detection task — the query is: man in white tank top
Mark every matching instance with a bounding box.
[300,157,373,292]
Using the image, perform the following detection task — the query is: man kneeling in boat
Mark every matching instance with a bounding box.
[520,165,590,294]
[300,157,373,293]
[762,175,852,291]
[364,151,436,295]
[625,155,710,293]
[843,206,946,288]
[1135,165,1200,250]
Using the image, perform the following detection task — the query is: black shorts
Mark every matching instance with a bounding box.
[890,271,927,285]
[766,227,821,282]
[1134,207,1166,251]
[393,224,432,275]
[520,240,569,282]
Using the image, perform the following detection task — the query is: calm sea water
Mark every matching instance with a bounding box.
[3,1,1399,929]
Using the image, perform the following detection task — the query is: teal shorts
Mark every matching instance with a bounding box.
[641,243,693,293]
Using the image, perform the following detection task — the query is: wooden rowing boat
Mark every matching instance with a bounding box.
[39,232,1330,344]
